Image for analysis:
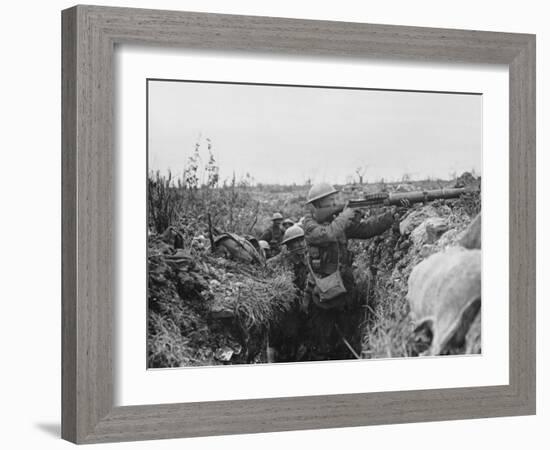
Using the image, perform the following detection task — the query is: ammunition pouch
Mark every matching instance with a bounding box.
[312,270,347,303]
[309,244,351,275]
[307,246,348,309]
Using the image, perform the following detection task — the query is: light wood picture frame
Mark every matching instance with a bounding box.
[61,5,536,444]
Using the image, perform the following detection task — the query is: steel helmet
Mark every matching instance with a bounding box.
[259,240,270,250]
[282,218,294,226]
[271,212,283,221]
[306,182,339,204]
[281,225,305,245]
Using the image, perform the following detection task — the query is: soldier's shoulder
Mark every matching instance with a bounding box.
[301,213,320,230]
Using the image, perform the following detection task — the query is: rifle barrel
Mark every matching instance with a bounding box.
[387,187,469,205]
[315,187,475,222]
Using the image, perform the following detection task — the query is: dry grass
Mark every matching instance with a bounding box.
[148,170,181,234]
[361,279,415,359]
[148,311,194,367]
[232,272,296,332]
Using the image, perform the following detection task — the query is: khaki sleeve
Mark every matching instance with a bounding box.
[303,208,355,245]
[345,211,395,239]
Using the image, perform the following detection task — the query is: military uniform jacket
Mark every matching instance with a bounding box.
[303,209,395,277]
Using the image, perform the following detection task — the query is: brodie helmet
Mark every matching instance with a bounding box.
[282,218,295,229]
[306,182,339,204]
[281,225,305,245]
[271,212,283,221]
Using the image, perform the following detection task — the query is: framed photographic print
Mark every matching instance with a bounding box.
[62,5,536,444]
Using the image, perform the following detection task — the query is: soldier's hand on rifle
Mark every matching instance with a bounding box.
[392,198,410,221]
[399,198,411,208]
[352,208,364,223]
[340,206,357,222]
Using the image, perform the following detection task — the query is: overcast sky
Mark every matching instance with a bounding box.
[148,80,481,185]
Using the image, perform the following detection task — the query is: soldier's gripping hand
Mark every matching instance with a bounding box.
[353,209,365,220]
[340,205,358,222]
[392,198,411,221]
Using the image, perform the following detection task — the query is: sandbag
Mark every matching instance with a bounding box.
[407,247,481,355]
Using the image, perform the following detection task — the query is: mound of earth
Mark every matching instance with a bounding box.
[355,176,481,358]
[147,238,296,367]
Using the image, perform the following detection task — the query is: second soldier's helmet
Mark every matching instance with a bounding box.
[259,240,270,250]
[282,218,294,227]
[282,224,305,245]
[306,182,339,204]
[271,212,283,221]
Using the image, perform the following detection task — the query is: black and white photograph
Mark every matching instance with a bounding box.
[2,0,543,446]
[147,79,482,368]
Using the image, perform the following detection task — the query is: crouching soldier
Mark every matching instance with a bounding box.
[302,182,406,360]
[266,225,309,361]
[268,224,308,292]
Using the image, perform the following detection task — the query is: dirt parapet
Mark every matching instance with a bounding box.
[147,238,296,367]
[356,178,481,359]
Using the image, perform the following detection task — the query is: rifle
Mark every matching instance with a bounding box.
[314,187,476,223]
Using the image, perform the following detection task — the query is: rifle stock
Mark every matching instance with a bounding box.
[314,187,475,223]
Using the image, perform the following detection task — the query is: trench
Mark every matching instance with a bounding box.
[148,185,481,367]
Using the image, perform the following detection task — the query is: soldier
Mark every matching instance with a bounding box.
[302,182,407,360]
[282,218,295,232]
[268,224,308,293]
[259,212,285,256]
[266,225,309,361]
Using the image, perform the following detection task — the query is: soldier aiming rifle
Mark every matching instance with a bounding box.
[314,187,472,223]
[301,183,472,360]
